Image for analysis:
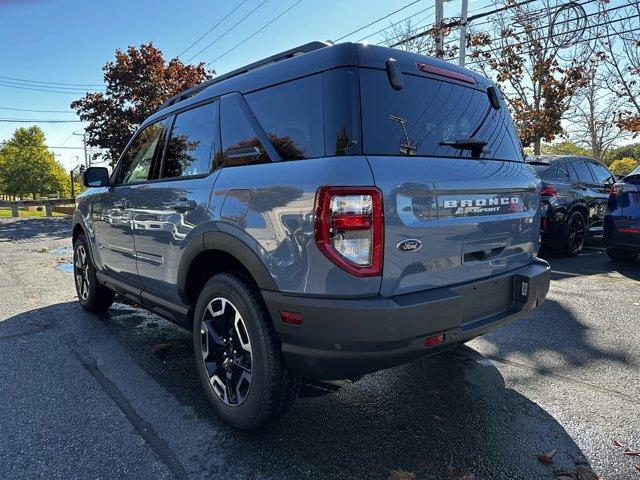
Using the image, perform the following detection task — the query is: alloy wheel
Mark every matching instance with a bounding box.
[200,297,252,406]
[568,217,585,254]
[74,245,90,300]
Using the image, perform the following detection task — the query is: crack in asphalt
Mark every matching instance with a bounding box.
[58,327,188,480]
[0,323,53,340]
[481,354,640,404]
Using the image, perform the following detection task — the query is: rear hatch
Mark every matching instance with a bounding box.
[610,167,640,220]
[357,57,540,297]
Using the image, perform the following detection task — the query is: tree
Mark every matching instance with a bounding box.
[604,142,640,165]
[609,157,638,176]
[468,1,590,154]
[565,74,629,161]
[71,43,212,165]
[598,0,640,136]
[540,140,592,157]
[0,126,69,198]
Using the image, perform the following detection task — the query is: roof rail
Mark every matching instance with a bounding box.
[157,40,334,113]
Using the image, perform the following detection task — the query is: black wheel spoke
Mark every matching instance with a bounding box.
[199,297,252,406]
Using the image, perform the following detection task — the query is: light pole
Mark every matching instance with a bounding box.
[72,131,89,168]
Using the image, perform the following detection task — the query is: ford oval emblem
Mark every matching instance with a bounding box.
[397,239,422,252]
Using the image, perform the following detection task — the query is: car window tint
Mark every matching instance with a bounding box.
[245,74,324,160]
[163,102,216,178]
[359,69,523,161]
[572,161,595,183]
[117,122,164,185]
[589,162,614,185]
[219,94,268,168]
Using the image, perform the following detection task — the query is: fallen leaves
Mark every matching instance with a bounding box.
[537,449,557,464]
[425,388,440,397]
[387,469,415,480]
[153,342,171,353]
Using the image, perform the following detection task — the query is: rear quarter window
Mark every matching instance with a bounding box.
[359,68,523,161]
[245,75,324,160]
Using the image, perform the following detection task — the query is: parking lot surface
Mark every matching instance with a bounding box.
[0,217,638,479]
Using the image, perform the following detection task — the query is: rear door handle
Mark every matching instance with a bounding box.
[168,198,197,212]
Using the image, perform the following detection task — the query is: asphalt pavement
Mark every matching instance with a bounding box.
[0,217,638,480]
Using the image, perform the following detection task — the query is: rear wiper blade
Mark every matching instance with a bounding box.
[439,138,488,158]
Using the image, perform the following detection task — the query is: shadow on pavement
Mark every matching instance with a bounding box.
[0,217,72,243]
[539,246,640,282]
[0,301,596,479]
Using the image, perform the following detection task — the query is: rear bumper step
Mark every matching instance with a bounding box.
[263,258,550,379]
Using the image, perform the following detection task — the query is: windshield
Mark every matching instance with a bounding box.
[359,69,523,161]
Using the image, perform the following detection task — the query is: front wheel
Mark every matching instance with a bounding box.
[73,234,115,312]
[193,273,301,430]
[606,246,639,263]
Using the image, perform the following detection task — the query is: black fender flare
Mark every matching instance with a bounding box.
[176,230,278,304]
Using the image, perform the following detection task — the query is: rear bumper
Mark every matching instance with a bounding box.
[604,215,640,250]
[263,258,550,380]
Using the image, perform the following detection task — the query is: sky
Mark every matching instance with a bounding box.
[1,0,595,170]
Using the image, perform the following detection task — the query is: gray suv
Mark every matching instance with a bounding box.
[73,41,550,429]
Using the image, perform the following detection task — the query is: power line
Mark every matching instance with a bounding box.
[0,74,103,88]
[176,0,250,58]
[206,0,305,67]
[333,0,422,42]
[0,118,86,123]
[465,13,638,59]
[466,25,640,68]
[0,106,75,114]
[0,81,89,95]
[356,5,435,43]
[185,0,271,63]
[47,145,100,150]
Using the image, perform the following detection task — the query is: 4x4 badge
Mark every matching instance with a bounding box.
[397,239,422,252]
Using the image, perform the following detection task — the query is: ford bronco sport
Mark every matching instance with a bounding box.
[73,41,550,429]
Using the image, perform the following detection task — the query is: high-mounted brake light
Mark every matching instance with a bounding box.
[314,187,383,277]
[540,185,557,197]
[416,62,476,85]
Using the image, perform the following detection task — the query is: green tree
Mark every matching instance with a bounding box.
[524,140,592,157]
[604,143,640,166]
[609,157,638,177]
[71,43,212,165]
[0,126,69,198]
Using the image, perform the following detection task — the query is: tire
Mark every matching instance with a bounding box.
[192,273,301,430]
[555,211,586,257]
[606,246,639,263]
[73,234,115,312]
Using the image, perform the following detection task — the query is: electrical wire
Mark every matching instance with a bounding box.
[0,74,103,88]
[206,0,305,67]
[333,0,422,42]
[0,119,86,123]
[356,5,435,43]
[176,0,250,58]
[0,81,93,95]
[185,0,271,63]
[0,106,75,114]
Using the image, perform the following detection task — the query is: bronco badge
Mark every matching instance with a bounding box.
[397,239,422,252]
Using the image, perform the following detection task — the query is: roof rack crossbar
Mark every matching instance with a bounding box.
[157,40,333,113]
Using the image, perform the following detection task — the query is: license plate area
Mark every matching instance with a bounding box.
[455,275,514,325]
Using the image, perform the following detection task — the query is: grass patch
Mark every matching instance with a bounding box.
[0,208,68,218]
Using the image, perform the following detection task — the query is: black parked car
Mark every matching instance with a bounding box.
[604,165,640,262]
[528,155,616,256]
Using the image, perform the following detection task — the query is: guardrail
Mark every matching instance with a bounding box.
[0,198,75,217]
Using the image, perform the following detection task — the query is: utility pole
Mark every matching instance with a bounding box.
[72,131,89,168]
[435,0,444,58]
[459,0,469,66]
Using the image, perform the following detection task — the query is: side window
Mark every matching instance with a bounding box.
[116,122,165,185]
[555,164,571,181]
[589,162,614,185]
[573,161,595,183]
[219,94,268,168]
[245,75,324,160]
[163,102,217,178]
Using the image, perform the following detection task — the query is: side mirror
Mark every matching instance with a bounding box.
[83,167,110,188]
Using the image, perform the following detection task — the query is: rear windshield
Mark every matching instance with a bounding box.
[359,69,523,161]
[530,164,551,175]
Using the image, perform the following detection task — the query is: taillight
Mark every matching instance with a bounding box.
[314,187,383,277]
[610,183,625,195]
[540,185,556,197]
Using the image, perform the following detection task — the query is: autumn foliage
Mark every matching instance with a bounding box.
[71,43,212,165]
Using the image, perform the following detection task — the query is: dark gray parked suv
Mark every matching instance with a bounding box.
[73,41,550,429]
